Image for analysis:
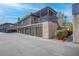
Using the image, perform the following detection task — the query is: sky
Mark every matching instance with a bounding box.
[0,3,72,24]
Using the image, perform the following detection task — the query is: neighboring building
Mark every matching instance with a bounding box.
[72,3,79,43]
[17,7,58,39]
[0,23,17,33]
[57,12,66,26]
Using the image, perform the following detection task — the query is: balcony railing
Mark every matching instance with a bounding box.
[48,16,57,22]
[17,16,57,27]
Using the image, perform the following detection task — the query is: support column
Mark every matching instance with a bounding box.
[42,22,49,39]
[33,27,36,36]
[23,28,25,34]
[73,14,79,43]
[72,3,79,44]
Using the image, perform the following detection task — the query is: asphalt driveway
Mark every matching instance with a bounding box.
[0,32,79,56]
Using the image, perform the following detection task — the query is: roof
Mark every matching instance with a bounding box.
[0,23,17,29]
[0,23,16,26]
[18,6,57,23]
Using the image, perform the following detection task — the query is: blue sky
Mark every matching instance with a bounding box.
[0,3,72,24]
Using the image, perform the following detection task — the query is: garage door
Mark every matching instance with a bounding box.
[30,27,35,36]
[36,26,42,37]
[25,28,31,35]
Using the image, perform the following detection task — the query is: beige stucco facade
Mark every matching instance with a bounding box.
[17,21,57,39]
[42,21,57,39]
[73,14,79,43]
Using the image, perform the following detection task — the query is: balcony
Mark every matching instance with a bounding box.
[17,16,57,28]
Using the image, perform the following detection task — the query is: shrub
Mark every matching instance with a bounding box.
[57,23,73,38]
[55,29,68,40]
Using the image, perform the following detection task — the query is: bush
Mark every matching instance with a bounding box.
[57,23,73,38]
[55,29,68,40]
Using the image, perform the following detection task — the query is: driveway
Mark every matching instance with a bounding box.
[0,32,79,56]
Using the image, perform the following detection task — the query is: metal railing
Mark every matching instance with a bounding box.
[17,16,57,26]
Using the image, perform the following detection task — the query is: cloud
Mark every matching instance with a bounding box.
[63,8,72,17]
[0,10,3,13]
[0,10,4,16]
[61,4,72,17]
[62,7,72,22]
[2,3,46,11]
[2,3,24,9]
[0,9,18,23]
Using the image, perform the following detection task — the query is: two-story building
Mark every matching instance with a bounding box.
[17,7,58,39]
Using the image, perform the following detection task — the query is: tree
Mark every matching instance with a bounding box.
[17,17,20,23]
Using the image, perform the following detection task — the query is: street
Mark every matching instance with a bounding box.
[0,32,79,56]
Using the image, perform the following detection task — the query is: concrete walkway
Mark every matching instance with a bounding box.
[0,33,79,56]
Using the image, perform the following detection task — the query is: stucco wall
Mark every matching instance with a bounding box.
[73,14,79,43]
[42,21,57,39]
[48,21,57,38]
[42,21,49,39]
